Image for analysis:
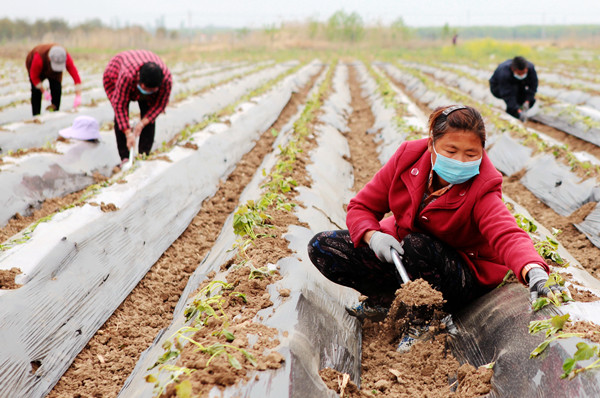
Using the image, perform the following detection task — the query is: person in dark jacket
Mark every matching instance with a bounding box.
[489,56,538,120]
[308,105,567,329]
[26,44,82,116]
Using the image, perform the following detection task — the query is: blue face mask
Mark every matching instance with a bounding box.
[432,146,482,184]
[513,72,527,80]
[137,84,156,95]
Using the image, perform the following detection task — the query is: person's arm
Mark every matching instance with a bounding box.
[65,53,82,92]
[346,143,407,247]
[29,53,44,89]
[473,184,548,284]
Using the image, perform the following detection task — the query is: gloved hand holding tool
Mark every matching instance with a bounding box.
[368,231,410,284]
[369,231,404,264]
[527,267,571,301]
[121,139,136,172]
[122,124,138,172]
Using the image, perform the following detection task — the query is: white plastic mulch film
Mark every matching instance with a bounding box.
[0,60,317,397]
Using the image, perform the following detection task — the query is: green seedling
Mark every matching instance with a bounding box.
[146,364,195,396]
[534,229,568,266]
[530,332,583,358]
[212,328,236,342]
[562,342,600,379]
[531,272,574,311]
[248,263,274,279]
[230,291,248,303]
[233,200,273,239]
[148,339,181,370]
[496,269,514,289]
[529,313,570,337]
[178,333,256,369]
[514,213,537,233]
[184,280,233,324]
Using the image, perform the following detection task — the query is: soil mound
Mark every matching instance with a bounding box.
[321,279,494,397]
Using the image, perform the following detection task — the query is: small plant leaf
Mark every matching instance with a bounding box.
[228,354,242,370]
[224,330,236,342]
[175,379,193,398]
[532,297,550,311]
[145,374,158,383]
[241,349,258,367]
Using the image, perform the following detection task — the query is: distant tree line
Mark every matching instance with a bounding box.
[0,18,109,41]
[2,15,600,44]
[414,24,600,41]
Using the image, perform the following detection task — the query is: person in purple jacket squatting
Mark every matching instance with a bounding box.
[307,105,568,349]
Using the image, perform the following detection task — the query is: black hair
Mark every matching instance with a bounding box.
[139,62,164,88]
[511,56,528,71]
[428,105,486,147]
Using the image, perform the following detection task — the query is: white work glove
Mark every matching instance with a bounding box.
[369,231,404,263]
[528,267,570,301]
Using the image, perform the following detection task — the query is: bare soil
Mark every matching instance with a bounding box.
[0,267,22,289]
[47,67,322,397]
[321,279,493,397]
[2,60,599,398]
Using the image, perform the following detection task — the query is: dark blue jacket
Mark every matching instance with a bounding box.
[489,59,538,111]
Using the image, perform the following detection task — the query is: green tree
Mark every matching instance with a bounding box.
[391,16,411,40]
[326,10,364,42]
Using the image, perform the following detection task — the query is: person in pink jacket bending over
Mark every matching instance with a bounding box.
[308,105,566,324]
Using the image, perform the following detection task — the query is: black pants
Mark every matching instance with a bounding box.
[307,230,489,312]
[505,90,536,119]
[114,100,156,161]
[30,78,62,116]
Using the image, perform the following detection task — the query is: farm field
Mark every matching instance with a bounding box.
[2,42,600,397]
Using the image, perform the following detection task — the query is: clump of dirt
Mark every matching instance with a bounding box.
[100,202,118,212]
[455,363,494,396]
[88,202,118,212]
[182,142,199,150]
[92,172,109,184]
[0,267,22,289]
[321,279,493,397]
[383,279,445,343]
[319,367,364,397]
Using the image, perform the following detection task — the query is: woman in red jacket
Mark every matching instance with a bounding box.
[308,105,562,320]
[26,44,82,116]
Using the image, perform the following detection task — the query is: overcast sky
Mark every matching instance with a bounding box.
[6,0,600,29]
